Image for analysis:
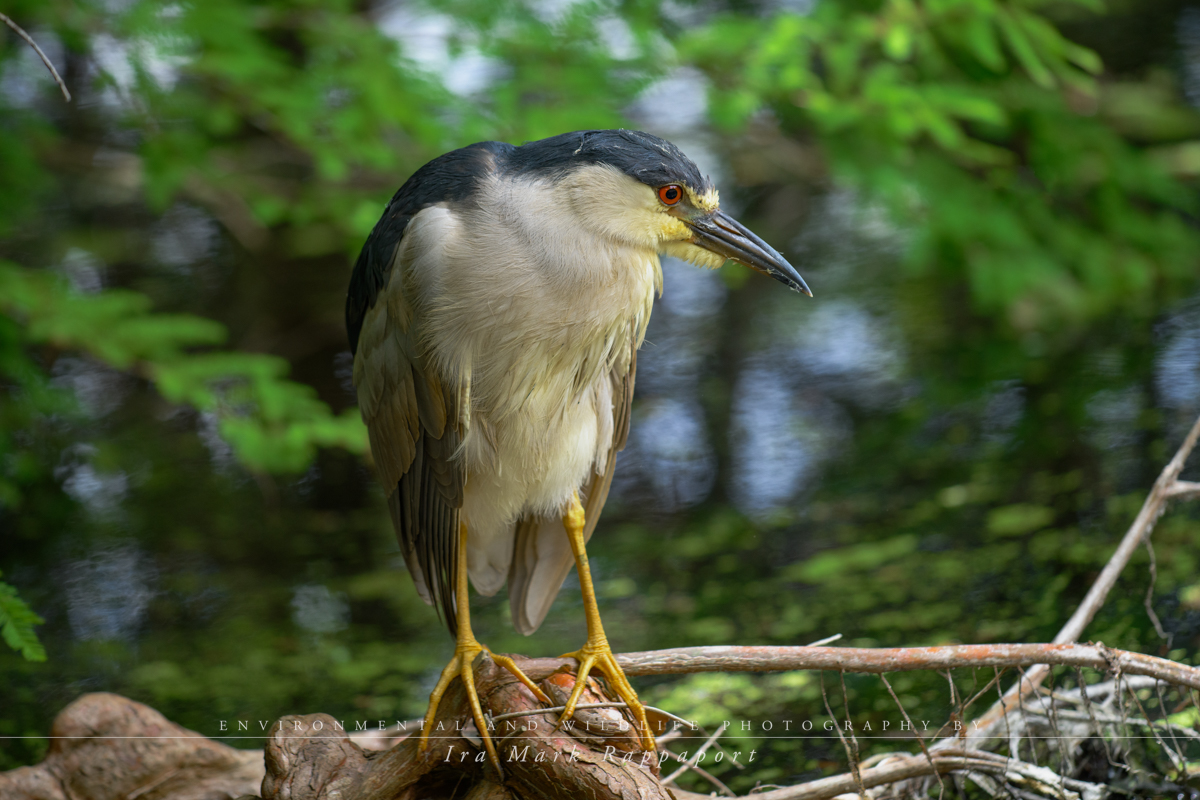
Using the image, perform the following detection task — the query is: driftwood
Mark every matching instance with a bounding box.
[0,655,693,800]
[0,691,264,800]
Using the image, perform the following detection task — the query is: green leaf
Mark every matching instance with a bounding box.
[884,24,913,62]
[997,11,1054,89]
[0,261,367,474]
[987,504,1055,537]
[960,15,1006,72]
[0,573,45,662]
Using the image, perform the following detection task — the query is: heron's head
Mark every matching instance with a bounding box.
[505,129,811,296]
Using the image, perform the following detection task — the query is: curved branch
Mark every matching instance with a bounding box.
[0,13,71,101]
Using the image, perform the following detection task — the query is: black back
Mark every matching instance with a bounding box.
[345,140,506,354]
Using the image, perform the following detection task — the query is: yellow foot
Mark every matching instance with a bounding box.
[560,639,654,751]
[420,640,550,774]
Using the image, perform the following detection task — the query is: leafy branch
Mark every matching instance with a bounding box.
[0,260,367,474]
[0,571,44,662]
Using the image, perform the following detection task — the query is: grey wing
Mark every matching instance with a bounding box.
[352,249,464,635]
[507,339,637,635]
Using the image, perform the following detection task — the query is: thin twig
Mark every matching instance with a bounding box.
[663,722,728,786]
[836,671,866,797]
[1126,680,1185,776]
[805,634,843,647]
[1143,538,1172,646]
[0,12,71,101]
[738,747,1104,800]
[957,669,1006,724]
[1021,703,1200,740]
[818,673,865,799]
[659,745,736,796]
[995,667,1014,762]
[1073,668,1116,768]
[1164,480,1200,498]
[880,672,944,799]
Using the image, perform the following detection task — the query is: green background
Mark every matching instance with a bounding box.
[1,0,1199,793]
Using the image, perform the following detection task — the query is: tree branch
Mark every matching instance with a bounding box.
[952,411,1200,745]
[0,13,71,102]
[532,642,1198,689]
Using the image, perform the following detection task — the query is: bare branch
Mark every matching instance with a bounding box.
[1143,539,1172,646]
[663,722,727,786]
[0,12,71,101]
[501,643,1200,691]
[818,672,865,798]
[660,746,735,797]
[1164,480,1200,499]
[955,412,1200,744]
[1053,411,1200,645]
[739,747,1105,800]
[881,672,944,798]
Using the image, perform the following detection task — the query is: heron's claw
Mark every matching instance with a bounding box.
[420,640,548,776]
[485,646,552,705]
[559,639,654,751]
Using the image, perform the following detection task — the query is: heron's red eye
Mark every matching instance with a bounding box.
[658,185,683,205]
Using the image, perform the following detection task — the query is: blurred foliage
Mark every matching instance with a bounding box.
[0,261,367,482]
[685,0,1199,336]
[0,571,45,662]
[1,0,1199,793]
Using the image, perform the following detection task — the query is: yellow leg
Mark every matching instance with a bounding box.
[558,491,655,751]
[420,522,550,772]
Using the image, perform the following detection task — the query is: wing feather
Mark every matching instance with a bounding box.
[351,210,465,635]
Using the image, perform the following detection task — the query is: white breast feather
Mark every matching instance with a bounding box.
[402,175,660,593]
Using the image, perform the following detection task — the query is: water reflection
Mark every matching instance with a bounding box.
[729,363,851,516]
[618,205,912,517]
[612,259,724,510]
[197,411,239,474]
[52,357,130,419]
[55,444,128,520]
[291,584,350,635]
[982,381,1026,445]
[779,299,907,410]
[151,203,219,277]
[56,248,105,294]
[635,258,725,396]
[1086,387,1145,452]
[790,187,908,294]
[63,544,154,642]
[621,397,716,512]
[627,69,710,136]
[1156,299,1200,438]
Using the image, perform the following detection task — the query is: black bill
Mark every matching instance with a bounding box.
[686,210,812,296]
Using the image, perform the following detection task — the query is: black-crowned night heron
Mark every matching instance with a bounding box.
[346,129,809,768]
